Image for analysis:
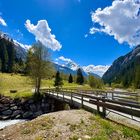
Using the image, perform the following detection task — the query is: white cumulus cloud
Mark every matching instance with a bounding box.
[90,0,140,46]
[0,16,7,26]
[82,65,110,77]
[58,56,72,62]
[25,19,62,51]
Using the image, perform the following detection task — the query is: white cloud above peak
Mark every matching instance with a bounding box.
[56,56,110,77]
[82,65,110,77]
[25,19,62,51]
[0,16,7,26]
[57,56,79,71]
[90,0,140,47]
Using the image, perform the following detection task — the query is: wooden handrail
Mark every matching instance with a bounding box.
[41,88,140,119]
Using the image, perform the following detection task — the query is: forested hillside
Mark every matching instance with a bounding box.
[0,35,25,73]
[102,45,140,88]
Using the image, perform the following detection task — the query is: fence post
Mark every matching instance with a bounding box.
[102,96,106,118]
[105,92,107,98]
[97,98,100,114]
[57,91,58,98]
[112,92,114,100]
[136,93,139,103]
[63,92,64,101]
[81,94,83,108]
[71,92,73,104]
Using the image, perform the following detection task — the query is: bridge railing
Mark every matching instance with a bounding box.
[41,88,140,105]
[42,88,140,121]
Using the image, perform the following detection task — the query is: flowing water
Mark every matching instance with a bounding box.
[0,120,25,129]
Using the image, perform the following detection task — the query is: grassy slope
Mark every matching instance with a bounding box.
[0,73,91,98]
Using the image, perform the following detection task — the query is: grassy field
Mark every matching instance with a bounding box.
[0,73,91,98]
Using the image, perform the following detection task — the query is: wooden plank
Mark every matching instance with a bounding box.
[81,94,140,109]
[89,100,140,118]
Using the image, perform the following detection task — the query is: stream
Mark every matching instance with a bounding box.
[0,120,25,129]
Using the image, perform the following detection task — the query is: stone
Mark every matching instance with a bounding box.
[83,135,91,139]
[42,103,49,112]
[33,111,43,117]
[36,104,41,111]
[28,99,34,104]
[2,109,12,115]
[11,106,18,110]
[0,115,10,120]
[30,104,36,112]
[15,114,21,119]
[12,110,21,117]
[10,103,16,107]
[23,111,33,119]
[1,106,9,112]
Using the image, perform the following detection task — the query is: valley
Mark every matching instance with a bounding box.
[0,0,140,139]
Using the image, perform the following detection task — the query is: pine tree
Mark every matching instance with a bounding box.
[7,44,15,73]
[134,65,140,89]
[76,68,84,85]
[68,73,73,83]
[54,71,63,89]
[1,45,8,72]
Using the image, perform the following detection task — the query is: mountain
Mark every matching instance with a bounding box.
[54,63,88,76]
[0,31,27,60]
[53,63,100,78]
[102,45,140,88]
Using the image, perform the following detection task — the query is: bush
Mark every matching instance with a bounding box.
[88,75,103,89]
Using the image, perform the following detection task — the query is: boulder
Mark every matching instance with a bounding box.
[10,103,16,107]
[0,115,10,120]
[2,109,12,115]
[29,104,36,112]
[12,110,21,118]
[11,106,18,110]
[1,106,9,112]
[33,111,43,117]
[23,111,33,119]
[15,114,21,119]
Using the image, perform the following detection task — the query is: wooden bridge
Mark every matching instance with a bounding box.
[42,88,140,127]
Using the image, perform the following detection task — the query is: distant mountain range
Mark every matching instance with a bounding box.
[54,63,100,78]
[0,31,100,78]
[102,45,140,87]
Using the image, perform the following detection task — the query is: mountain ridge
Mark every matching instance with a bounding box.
[102,45,140,88]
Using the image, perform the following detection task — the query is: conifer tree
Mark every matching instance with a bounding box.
[134,65,140,89]
[1,45,8,72]
[54,71,63,89]
[68,73,73,83]
[76,68,84,85]
[7,45,15,73]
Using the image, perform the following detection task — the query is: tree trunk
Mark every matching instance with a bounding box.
[36,77,41,95]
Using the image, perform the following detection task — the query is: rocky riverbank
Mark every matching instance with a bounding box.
[0,94,67,120]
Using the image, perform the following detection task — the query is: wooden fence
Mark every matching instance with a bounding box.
[42,88,140,120]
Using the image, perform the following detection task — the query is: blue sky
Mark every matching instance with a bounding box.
[0,0,140,76]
